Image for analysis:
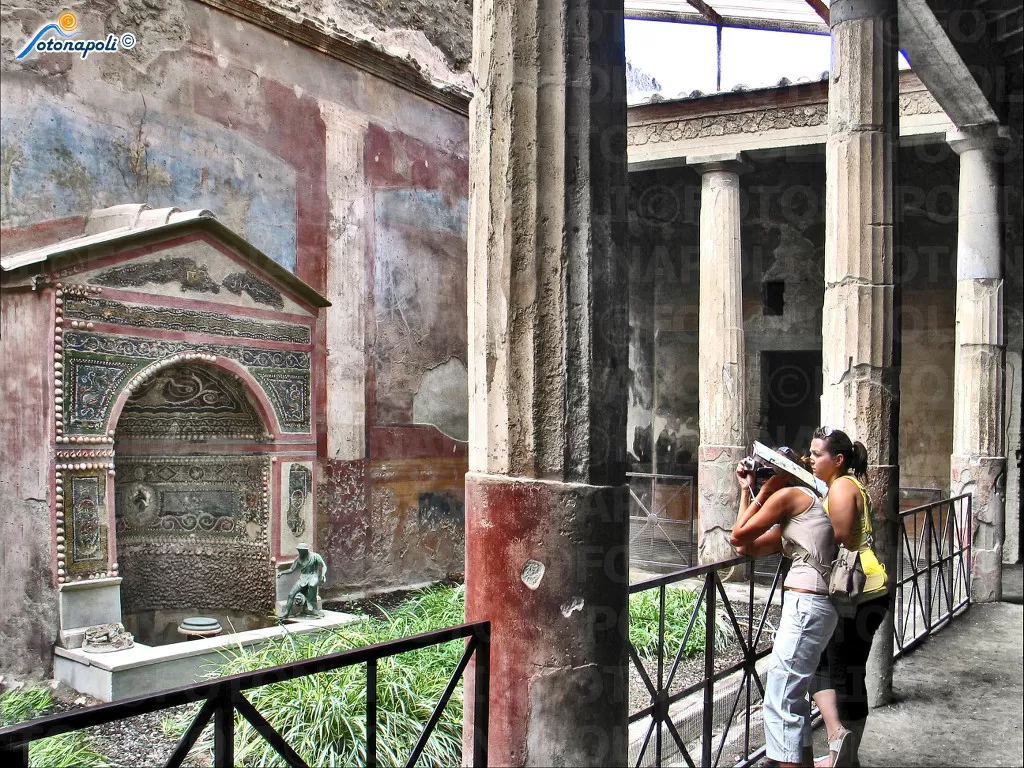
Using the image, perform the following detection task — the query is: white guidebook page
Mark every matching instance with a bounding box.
[751,441,829,497]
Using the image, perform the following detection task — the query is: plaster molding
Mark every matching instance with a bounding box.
[193,0,471,116]
[629,90,945,150]
[629,103,829,148]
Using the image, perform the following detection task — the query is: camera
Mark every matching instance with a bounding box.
[741,456,775,479]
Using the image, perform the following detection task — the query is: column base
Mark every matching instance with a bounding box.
[463,473,629,767]
[952,454,1007,603]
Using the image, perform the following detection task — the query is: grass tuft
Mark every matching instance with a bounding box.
[165,584,467,767]
[628,585,733,660]
[0,686,110,768]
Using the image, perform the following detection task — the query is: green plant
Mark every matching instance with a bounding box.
[628,585,733,660]
[0,686,110,768]
[166,585,467,767]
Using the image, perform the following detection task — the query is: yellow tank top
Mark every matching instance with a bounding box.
[824,475,888,598]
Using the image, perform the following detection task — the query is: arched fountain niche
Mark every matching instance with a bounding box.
[111,359,275,645]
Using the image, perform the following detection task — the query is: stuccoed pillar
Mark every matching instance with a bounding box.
[463,0,630,764]
[821,0,900,706]
[947,125,1011,603]
[690,154,749,567]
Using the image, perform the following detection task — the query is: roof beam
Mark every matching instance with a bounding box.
[686,0,724,26]
[804,0,830,25]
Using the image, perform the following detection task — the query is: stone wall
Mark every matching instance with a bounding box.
[0,0,469,678]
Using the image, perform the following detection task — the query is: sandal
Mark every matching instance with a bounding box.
[828,727,855,768]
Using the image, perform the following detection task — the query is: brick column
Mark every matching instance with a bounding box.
[947,124,1011,603]
[463,0,630,764]
[689,153,749,567]
[822,0,901,705]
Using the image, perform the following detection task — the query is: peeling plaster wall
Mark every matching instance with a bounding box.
[626,147,960,500]
[250,0,474,73]
[0,291,58,678]
[1,0,469,652]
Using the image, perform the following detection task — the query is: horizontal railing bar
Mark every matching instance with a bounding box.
[627,472,695,481]
[629,555,750,593]
[0,621,489,745]
[898,494,970,517]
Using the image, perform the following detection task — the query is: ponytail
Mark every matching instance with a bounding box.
[850,440,869,480]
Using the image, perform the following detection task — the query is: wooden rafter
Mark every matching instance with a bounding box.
[804,0,830,24]
[686,0,725,27]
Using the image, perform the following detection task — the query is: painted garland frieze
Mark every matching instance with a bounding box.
[63,296,310,344]
[60,331,312,434]
[222,272,285,310]
[628,104,829,147]
[90,257,221,294]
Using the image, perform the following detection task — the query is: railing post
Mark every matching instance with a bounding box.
[0,741,28,768]
[702,573,716,768]
[367,658,377,768]
[472,624,490,768]
[924,508,933,631]
[213,693,234,768]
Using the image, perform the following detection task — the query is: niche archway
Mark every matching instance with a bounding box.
[110,360,275,644]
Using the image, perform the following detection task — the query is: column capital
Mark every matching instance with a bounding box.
[830,0,897,27]
[946,124,1011,156]
[686,152,751,176]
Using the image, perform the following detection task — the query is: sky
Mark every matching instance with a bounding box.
[625,20,910,101]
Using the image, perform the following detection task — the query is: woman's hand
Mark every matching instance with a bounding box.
[736,461,754,490]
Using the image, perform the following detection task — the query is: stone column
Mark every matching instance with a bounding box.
[690,154,749,566]
[821,0,900,705]
[463,0,630,765]
[947,124,1010,603]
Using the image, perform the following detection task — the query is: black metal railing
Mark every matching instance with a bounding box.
[628,471,698,571]
[0,621,490,768]
[628,555,787,768]
[894,493,972,658]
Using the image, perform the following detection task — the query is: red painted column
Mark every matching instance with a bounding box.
[463,0,630,763]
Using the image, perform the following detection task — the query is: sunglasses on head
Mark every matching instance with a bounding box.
[813,426,835,438]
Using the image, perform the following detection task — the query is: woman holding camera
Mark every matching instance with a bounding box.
[731,457,838,768]
[808,427,889,767]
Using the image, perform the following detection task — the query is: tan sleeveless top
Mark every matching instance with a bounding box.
[780,487,837,593]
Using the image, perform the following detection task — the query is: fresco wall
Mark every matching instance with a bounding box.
[0,0,470,678]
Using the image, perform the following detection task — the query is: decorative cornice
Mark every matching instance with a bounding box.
[629,104,829,147]
[193,0,471,116]
[629,77,945,148]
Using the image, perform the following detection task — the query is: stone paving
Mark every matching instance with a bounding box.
[852,602,1023,767]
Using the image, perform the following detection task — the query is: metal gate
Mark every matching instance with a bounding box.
[628,471,697,571]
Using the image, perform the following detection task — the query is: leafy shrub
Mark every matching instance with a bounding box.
[166,585,467,767]
[167,581,732,765]
[628,585,732,660]
[0,686,110,768]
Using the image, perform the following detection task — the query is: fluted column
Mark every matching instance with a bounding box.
[463,0,630,764]
[947,124,1010,603]
[690,153,749,566]
[822,0,900,705]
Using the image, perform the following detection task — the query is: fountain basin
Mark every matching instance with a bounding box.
[54,610,360,702]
